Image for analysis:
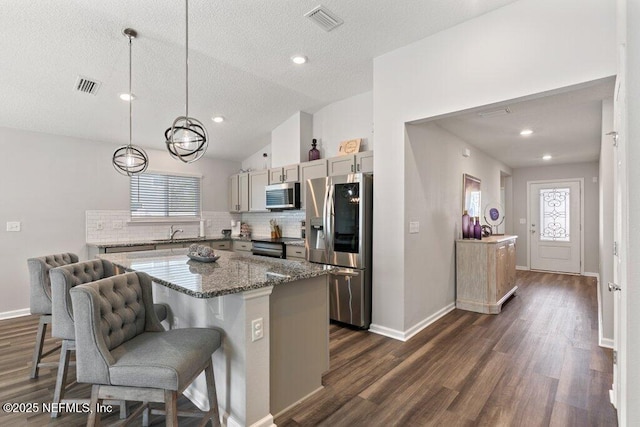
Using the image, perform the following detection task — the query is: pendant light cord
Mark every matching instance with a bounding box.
[185,0,189,118]
[128,34,133,147]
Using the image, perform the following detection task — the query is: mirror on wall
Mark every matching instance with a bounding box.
[463,174,481,218]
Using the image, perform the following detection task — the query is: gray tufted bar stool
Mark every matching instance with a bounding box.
[27,252,79,379]
[50,259,172,419]
[70,271,221,427]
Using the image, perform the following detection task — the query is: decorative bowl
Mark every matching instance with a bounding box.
[187,253,220,263]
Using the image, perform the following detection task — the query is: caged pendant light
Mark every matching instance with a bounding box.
[113,28,149,176]
[165,0,208,163]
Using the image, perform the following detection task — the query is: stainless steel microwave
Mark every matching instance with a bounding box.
[265,182,300,210]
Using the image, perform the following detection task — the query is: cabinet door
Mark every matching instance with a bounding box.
[356,151,374,173]
[300,159,327,209]
[283,164,299,182]
[507,241,516,288]
[269,167,283,184]
[328,155,355,176]
[249,170,269,211]
[238,173,250,212]
[229,174,239,212]
[495,244,508,301]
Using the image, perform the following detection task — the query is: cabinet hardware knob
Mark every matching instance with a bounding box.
[357,164,360,172]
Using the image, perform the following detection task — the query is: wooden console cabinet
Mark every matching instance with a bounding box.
[456,235,517,314]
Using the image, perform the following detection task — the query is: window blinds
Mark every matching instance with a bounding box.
[130,173,201,218]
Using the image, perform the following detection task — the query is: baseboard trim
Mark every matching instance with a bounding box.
[516,265,530,271]
[272,386,323,419]
[248,414,275,427]
[370,303,456,342]
[599,337,614,349]
[0,308,30,320]
[583,271,600,278]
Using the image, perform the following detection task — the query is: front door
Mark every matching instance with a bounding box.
[529,180,582,274]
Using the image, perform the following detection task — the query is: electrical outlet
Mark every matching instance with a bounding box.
[251,318,264,342]
[96,221,104,230]
[519,218,527,225]
[6,221,21,232]
[409,221,419,234]
[113,220,123,229]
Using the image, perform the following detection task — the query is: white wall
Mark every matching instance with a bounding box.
[511,162,600,272]
[271,112,312,167]
[0,126,240,315]
[372,0,616,335]
[599,99,614,344]
[242,144,272,172]
[312,91,373,158]
[403,123,511,331]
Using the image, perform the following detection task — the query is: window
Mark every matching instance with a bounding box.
[539,187,570,242]
[130,172,201,219]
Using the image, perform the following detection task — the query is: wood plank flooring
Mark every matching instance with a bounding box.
[0,271,617,426]
[275,271,618,426]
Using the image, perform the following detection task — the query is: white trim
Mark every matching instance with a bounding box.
[242,286,274,300]
[600,337,614,349]
[248,414,275,427]
[583,271,600,277]
[370,303,456,342]
[527,178,585,275]
[588,272,615,349]
[0,308,30,320]
[272,386,324,419]
[516,265,530,271]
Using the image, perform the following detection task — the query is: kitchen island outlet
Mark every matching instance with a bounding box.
[98,248,331,426]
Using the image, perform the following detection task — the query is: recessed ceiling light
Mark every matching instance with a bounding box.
[119,93,136,101]
[542,154,552,161]
[212,116,225,123]
[291,55,308,65]
[520,129,533,136]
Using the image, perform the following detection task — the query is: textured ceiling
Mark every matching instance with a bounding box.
[0,0,518,161]
[434,78,616,168]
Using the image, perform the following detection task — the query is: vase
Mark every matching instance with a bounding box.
[462,210,470,239]
[474,217,482,240]
[308,139,320,161]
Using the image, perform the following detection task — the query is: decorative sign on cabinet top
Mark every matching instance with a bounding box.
[338,138,361,155]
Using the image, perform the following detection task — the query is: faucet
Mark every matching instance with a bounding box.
[169,225,183,240]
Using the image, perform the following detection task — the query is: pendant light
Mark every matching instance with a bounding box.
[113,28,149,176]
[165,0,208,163]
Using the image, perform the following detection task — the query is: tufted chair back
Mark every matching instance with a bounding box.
[70,272,164,385]
[50,259,116,340]
[27,253,79,315]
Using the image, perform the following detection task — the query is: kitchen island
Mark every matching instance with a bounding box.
[98,248,331,427]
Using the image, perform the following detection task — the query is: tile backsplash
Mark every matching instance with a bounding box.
[86,210,306,243]
[86,210,240,243]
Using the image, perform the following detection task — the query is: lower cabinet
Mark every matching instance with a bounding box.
[233,240,252,252]
[286,245,306,260]
[455,235,518,314]
[210,240,231,251]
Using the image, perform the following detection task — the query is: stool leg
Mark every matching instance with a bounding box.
[164,390,178,427]
[204,361,221,427]
[88,385,102,427]
[30,316,48,379]
[51,339,72,418]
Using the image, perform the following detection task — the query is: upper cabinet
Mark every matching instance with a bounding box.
[229,173,249,212]
[299,159,328,209]
[269,164,299,184]
[327,151,374,176]
[249,170,269,211]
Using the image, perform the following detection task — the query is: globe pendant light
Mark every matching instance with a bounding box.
[113,28,149,176]
[165,0,208,163]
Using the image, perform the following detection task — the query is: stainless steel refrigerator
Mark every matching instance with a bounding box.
[306,173,373,328]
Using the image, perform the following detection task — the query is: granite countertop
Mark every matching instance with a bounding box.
[97,248,330,298]
[87,236,229,248]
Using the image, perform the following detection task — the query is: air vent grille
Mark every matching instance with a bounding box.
[304,5,343,32]
[74,76,102,95]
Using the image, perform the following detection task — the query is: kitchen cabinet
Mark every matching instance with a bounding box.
[209,240,231,251]
[286,245,306,260]
[249,170,269,211]
[269,164,299,184]
[299,159,327,209]
[233,240,252,252]
[327,151,374,176]
[455,235,518,314]
[229,173,249,212]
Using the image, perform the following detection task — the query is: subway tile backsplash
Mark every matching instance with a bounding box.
[86,210,306,243]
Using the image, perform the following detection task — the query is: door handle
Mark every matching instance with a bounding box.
[608,282,621,292]
[350,164,354,173]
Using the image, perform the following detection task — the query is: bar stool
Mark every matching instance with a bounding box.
[70,271,221,426]
[27,253,78,379]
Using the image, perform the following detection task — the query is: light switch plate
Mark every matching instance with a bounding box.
[6,221,21,232]
[519,218,527,225]
[409,221,420,234]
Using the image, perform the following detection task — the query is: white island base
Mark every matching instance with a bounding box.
[152,275,329,427]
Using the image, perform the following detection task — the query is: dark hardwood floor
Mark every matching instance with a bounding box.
[275,271,617,426]
[0,271,617,426]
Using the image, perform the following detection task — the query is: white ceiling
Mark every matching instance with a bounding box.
[433,78,616,168]
[0,0,519,161]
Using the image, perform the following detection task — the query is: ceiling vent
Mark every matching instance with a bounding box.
[304,5,344,32]
[477,107,511,118]
[74,75,102,95]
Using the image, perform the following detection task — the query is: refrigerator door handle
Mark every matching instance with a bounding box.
[325,182,335,258]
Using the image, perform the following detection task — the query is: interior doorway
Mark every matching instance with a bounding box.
[528,179,583,274]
